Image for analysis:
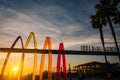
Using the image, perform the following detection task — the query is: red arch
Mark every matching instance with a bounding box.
[0,36,24,80]
[57,43,67,80]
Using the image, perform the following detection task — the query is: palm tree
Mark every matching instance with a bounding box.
[90,14,108,63]
[93,0,120,62]
[111,0,120,25]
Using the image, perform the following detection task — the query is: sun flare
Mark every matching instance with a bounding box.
[13,67,18,72]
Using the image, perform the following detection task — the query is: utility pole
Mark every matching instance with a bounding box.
[69,63,72,80]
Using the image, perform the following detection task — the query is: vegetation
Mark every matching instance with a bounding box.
[90,0,120,62]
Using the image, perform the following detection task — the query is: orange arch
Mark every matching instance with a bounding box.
[39,37,52,80]
[0,36,24,80]
[18,32,38,80]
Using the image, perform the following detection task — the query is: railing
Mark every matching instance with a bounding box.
[0,48,119,55]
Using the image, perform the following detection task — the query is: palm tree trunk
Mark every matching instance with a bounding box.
[107,16,120,62]
[99,27,108,63]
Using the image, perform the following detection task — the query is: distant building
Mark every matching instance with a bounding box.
[74,61,104,74]
[74,61,120,76]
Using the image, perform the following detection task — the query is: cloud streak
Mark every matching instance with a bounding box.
[0,0,119,49]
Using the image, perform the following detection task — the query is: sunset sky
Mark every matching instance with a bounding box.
[0,0,120,75]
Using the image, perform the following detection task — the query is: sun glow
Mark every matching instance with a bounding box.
[13,66,18,73]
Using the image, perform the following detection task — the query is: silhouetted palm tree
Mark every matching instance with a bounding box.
[92,0,120,62]
[111,0,120,25]
[90,15,108,63]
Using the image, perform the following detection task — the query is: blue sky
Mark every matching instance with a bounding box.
[0,0,120,73]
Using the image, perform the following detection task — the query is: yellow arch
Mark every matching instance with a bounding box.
[18,32,38,80]
[39,37,52,80]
